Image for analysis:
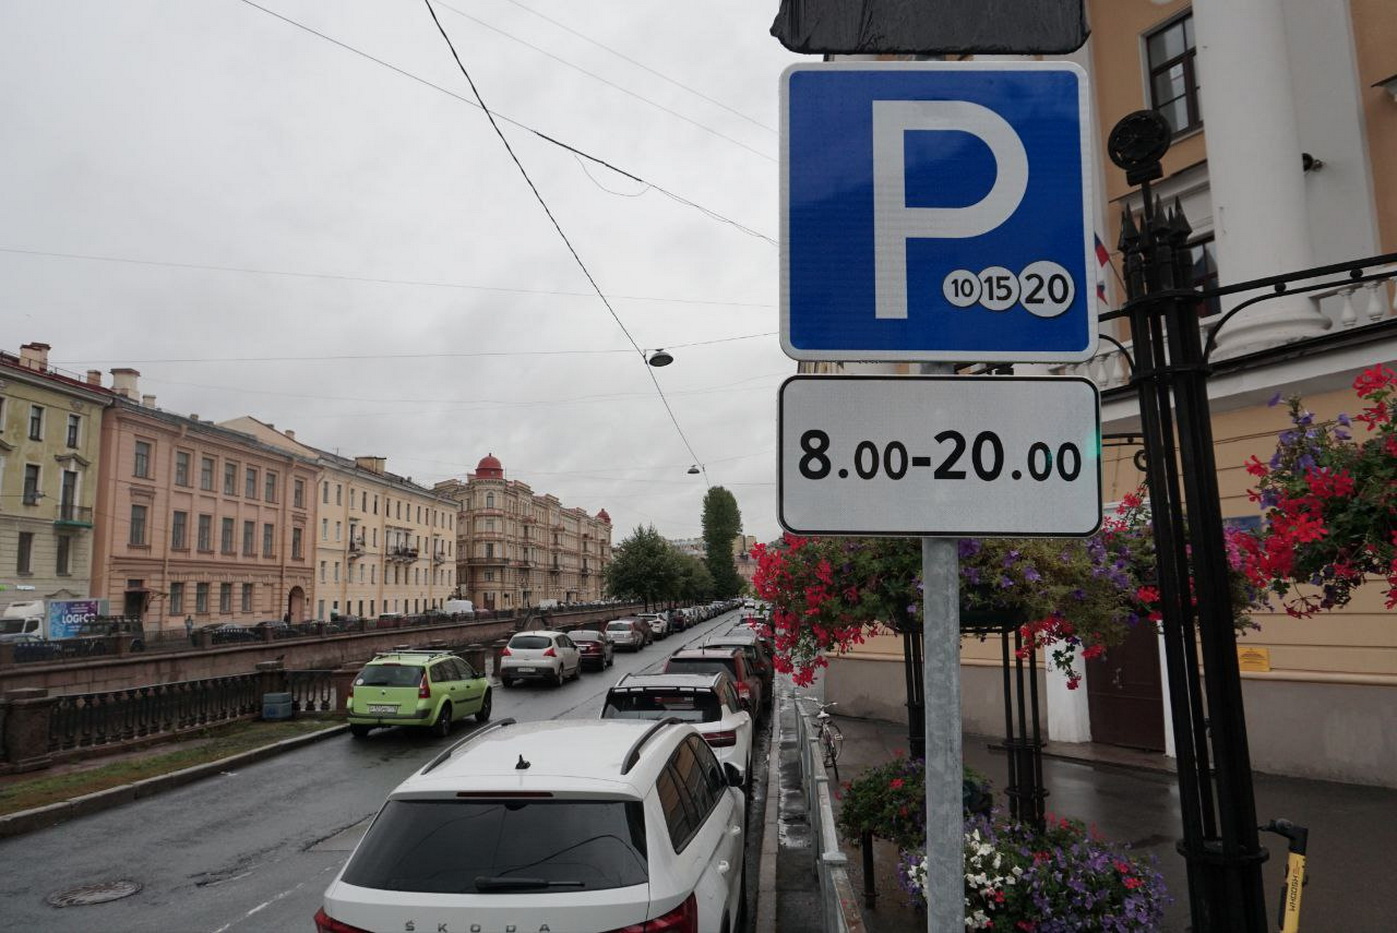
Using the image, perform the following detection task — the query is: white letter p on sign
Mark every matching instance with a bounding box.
[872,101,1028,320]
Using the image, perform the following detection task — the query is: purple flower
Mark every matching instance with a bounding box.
[1268,391,1283,407]
[958,538,982,559]
[998,575,1014,589]
[1024,567,1042,582]
[1337,412,1352,427]
[1297,453,1316,471]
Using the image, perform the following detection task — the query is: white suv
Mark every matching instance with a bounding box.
[317,718,747,933]
[499,630,581,687]
[602,672,755,787]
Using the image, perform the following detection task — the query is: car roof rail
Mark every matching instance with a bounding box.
[421,718,518,774]
[620,716,683,776]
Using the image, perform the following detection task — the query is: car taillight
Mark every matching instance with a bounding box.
[604,893,698,933]
[418,673,431,699]
[543,646,556,657]
[501,646,512,656]
[314,907,371,933]
[704,730,737,747]
[735,680,751,697]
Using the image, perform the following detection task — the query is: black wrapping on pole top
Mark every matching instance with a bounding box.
[769,0,1088,55]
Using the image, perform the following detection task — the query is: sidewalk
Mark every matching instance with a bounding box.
[822,714,1397,932]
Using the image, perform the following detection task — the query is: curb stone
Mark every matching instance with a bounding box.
[0,723,349,840]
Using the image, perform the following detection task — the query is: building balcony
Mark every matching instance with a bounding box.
[467,556,506,566]
[54,503,94,528]
[432,551,448,564]
[387,546,419,562]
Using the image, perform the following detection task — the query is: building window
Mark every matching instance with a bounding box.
[56,535,72,575]
[335,521,342,542]
[220,583,232,613]
[265,471,278,503]
[66,414,81,448]
[243,520,256,556]
[321,518,328,540]
[334,561,340,582]
[170,582,184,614]
[292,527,303,559]
[319,560,327,583]
[23,464,41,505]
[28,405,43,441]
[293,478,305,508]
[245,467,258,499]
[335,484,342,505]
[1188,235,1221,317]
[200,457,215,491]
[1146,13,1200,136]
[175,451,191,487]
[172,511,188,549]
[221,517,235,554]
[263,523,275,557]
[373,494,378,514]
[242,583,254,612]
[198,514,213,551]
[322,481,329,504]
[224,462,238,495]
[130,504,148,546]
[17,532,33,574]
[196,582,209,614]
[134,441,152,478]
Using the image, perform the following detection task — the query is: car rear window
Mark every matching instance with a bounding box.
[665,657,737,679]
[603,691,723,723]
[572,631,601,642]
[342,799,648,893]
[606,622,632,631]
[509,635,551,649]
[356,664,425,687]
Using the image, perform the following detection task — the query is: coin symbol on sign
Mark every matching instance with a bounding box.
[942,269,981,309]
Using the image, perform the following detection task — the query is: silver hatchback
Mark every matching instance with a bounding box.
[499,630,581,687]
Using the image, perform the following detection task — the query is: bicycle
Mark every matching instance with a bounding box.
[799,697,844,779]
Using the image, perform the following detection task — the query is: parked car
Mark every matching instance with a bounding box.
[499,630,582,687]
[602,672,755,786]
[201,623,259,645]
[704,631,775,710]
[606,617,648,651]
[346,649,491,738]
[737,614,774,652]
[664,647,765,713]
[570,628,615,671]
[640,612,670,640]
[316,719,746,933]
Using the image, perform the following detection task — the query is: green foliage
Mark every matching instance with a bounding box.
[835,754,993,850]
[701,486,744,597]
[674,553,715,604]
[605,524,679,608]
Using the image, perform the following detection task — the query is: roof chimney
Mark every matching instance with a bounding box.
[189,414,199,422]
[19,342,51,372]
[86,370,102,386]
[355,456,387,475]
[110,368,140,399]
[141,394,156,408]
[285,429,296,440]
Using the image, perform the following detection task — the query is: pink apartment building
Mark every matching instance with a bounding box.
[89,370,318,631]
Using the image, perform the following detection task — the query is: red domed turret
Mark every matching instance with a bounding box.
[596,508,611,524]
[475,453,504,479]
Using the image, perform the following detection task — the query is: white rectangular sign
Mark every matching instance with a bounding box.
[779,375,1102,536]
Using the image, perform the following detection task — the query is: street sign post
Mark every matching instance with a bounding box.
[778,375,1102,536]
[780,62,1096,363]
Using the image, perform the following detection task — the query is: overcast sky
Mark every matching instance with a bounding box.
[1,0,805,543]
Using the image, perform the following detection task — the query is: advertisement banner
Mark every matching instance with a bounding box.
[47,599,103,639]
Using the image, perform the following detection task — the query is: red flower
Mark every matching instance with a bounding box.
[1353,363,1396,397]
[1135,585,1160,604]
[1243,455,1269,477]
[889,778,904,790]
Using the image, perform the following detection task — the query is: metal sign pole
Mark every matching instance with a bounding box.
[921,362,964,933]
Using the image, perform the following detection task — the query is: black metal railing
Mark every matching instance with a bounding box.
[55,503,94,525]
[48,674,262,751]
[285,670,337,713]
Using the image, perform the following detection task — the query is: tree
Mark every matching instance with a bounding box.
[702,487,743,597]
[674,553,715,604]
[605,525,679,609]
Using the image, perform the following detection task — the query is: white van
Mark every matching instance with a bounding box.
[442,599,475,617]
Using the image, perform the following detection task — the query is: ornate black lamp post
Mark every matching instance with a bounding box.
[1106,109,1271,932]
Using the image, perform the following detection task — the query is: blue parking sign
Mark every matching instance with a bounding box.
[780,62,1097,363]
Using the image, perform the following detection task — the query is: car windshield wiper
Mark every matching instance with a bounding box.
[474,877,585,892]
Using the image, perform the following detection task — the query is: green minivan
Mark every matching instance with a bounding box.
[347,650,491,738]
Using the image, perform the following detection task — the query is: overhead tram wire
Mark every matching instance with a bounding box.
[496,0,776,135]
[420,0,710,488]
[230,0,775,246]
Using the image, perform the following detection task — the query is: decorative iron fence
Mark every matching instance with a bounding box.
[48,674,263,752]
[285,670,337,713]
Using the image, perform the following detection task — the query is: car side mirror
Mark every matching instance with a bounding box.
[723,762,744,787]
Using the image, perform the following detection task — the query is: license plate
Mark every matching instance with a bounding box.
[516,667,535,674]
[368,704,397,714]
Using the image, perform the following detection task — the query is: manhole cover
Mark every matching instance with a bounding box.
[47,880,143,907]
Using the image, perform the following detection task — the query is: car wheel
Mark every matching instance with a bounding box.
[554,666,565,688]
[432,703,453,738]
[475,689,492,723]
[501,676,514,688]
[606,653,614,668]
[349,724,371,739]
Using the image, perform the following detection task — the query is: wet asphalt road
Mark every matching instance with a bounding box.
[0,609,771,933]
